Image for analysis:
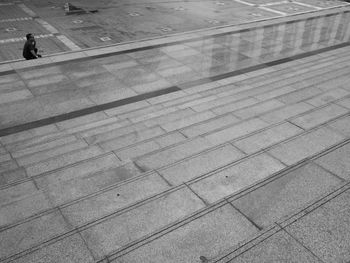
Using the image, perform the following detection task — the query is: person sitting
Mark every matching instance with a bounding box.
[22,33,42,60]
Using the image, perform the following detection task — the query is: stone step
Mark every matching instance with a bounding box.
[4,138,348,263]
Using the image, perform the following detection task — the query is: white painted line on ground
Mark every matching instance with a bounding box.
[0,34,53,44]
[232,0,255,7]
[260,1,288,6]
[0,3,14,6]
[56,35,81,50]
[17,3,37,17]
[0,17,33,23]
[258,6,287,15]
[17,3,81,51]
[35,18,59,34]
[292,1,323,10]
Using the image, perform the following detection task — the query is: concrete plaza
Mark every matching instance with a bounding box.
[1,1,350,263]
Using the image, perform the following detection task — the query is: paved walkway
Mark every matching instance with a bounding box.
[0,5,350,263]
[0,0,349,62]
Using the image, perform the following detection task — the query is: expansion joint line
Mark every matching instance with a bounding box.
[276,222,327,263]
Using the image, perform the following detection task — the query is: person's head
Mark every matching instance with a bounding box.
[26,33,34,41]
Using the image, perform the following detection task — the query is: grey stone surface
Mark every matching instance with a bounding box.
[211,98,260,116]
[277,86,323,104]
[98,126,165,151]
[40,162,141,205]
[0,192,52,227]
[190,153,285,203]
[204,118,269,145]
[25,146,104,176]
[286,189,350,263]
[314,142,350,180]
[11,234,95,263]
[0,211,72,260]
[154,132,187,148]
[0,181,38,206]
[268,127,344,165]
[0,168,27,186]
[161,111,216,132]
[81,187,205,259]
[11,135,78,158]
[35,153,121,187]
[290,104,348,129]
[181,114,240,138]
[305,88,349,107]
[159,144,245,185]
[0,159,18,173]
[327,115,350,137]
[233,122,302,154]
[231,163,342,228]
[84,122,145,144]
[259,102,314,124]
[61,173,170,226]
[135,137,214,171]
[117,204,258,263]
[17,140,88,166]
[56,112,108,130]
[337,97,350,109]
[233,99,285,119]
[227,230,321,263]
[115,141,160,160]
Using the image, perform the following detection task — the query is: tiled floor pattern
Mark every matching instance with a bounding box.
[0,3,75,62]
[0,0,349,62]
[1,8,350,132]
[1,37,350,262]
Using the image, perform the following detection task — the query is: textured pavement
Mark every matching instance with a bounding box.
[0,0,349,62]
[1,3,350,263]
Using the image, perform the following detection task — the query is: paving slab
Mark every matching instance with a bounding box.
[204,118,269,145]
[0,168,27,186]
[116,204,258,263]
[336,97,350,109]
[0,124,58,145]
[226,230,321,263]
[161,111,216,132]
[159,144,245,185]
[268,126,345,165]
[181,114,240,138]
[11,135,78,158]
[231,163,342,229]
[286,188,350,263]
[277,86,324,104]
[39,162,141,206]
[0,192,52,228]
[305,88,350,107]
[135,137,214,171]
[25,145,104,177]
[11,234,95,263]
[98,126,165,151]
[190,153,285,204]
[35,153,121,187]
[0,210,72,260]
[211,98,260,116]
[233,100,285,119]
[61,173,170,226]
[314,142,350,180]
[81,187,205,259]
[327,115,350,137]
[0,180,38,206]
[290,103,348,129]
[16,140,88,166]
[233,122,303,154]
